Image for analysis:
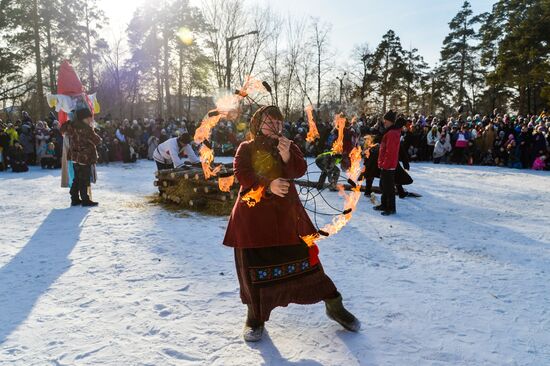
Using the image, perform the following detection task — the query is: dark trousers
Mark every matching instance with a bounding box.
[70,164,91,201]
[380,169,396,212]
[155,160,173,171]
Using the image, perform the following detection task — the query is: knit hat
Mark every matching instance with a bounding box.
[383,110,396,123]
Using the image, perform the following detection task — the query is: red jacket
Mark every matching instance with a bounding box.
[223,136,316,249]
[378,126,401,170]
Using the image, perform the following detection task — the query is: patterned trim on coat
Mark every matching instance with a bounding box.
[248,258,316,284]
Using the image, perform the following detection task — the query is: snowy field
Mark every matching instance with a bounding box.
[0,159,549,366]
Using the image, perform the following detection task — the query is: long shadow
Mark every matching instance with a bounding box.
[0,208,88,344]
[248,330,324,366]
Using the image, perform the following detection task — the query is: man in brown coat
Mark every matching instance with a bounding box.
[61,100,101,206]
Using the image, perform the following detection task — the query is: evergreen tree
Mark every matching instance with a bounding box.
[440,1,483,111]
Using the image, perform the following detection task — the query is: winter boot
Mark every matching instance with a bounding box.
[243,308,264,342]
[381,210,396,216]
[325,292,361,332]
[71,198,82,206]
[81,200,99,207]
[373,204,385,211]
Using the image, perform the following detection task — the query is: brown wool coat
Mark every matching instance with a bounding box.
[61,121,101,165]
[223,136,317,249]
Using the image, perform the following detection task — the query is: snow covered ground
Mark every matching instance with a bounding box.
[0,160,549,366]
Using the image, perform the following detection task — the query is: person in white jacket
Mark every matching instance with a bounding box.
[433,134,452,164]
[153,132,200,170]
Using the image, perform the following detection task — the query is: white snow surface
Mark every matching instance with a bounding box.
[0,160,549,366]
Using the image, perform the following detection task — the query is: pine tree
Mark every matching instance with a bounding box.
[440,1,483,111]
[479,0,550,114]
[371,30,406,113]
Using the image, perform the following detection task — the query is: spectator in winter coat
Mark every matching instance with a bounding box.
[18,124,34,164]
[11,142,28,172]
[426,125,440,161]
[147,135,159,160]
[4,123,19,147]
[41,142,58,169]
[35,121,50,164]
[433,134,452,164]
[532,155,546,170]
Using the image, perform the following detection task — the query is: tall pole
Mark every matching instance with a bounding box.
[225,30,259,91]
[226,38,230,90]
[336,72,347,105]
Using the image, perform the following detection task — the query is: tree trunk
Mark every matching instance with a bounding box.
[32,0,45,119]
[84,2,95,90]
[177,45,184,119]
[44,11,56,93]
[163,25,171,118]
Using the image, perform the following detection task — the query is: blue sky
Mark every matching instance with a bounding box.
[99,0,496,66]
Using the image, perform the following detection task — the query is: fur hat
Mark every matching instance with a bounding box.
[74,97,92,121]
[383,110,396,123]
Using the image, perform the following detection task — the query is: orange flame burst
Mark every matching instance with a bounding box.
[322,185,361,236]
[300,233,320,247]
[194,112,222,144]
[241,186,265,207]
[199,144,222,179]
[347,146,363,183]
[331,113,346,153]
[305,105,320,143]
[218,175,235,192]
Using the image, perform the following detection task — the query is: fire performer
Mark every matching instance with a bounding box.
[315,151,342,191]
[152,133,200,171]
[223,105,360,342]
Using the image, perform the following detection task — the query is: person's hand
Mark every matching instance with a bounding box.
[278,136,291,163]
[269,178,290,197]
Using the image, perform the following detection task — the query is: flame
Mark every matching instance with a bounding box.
[301,233,320,247]
[199,144,222,179]
[331,113,346,153]
[241,186,265,207]
[305,105,320,143]
[347,146,363,183]
[193,77,270,181]
[218,175,235,192]
[194,112,222,144]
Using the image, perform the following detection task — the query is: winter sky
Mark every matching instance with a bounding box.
[98,0,497,66]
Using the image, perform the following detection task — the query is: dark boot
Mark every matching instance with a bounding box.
[243,306,264,342]
[373,204,385,211]
[78,164,98,206]
[381,210,396,216]
[70,164,81,206]
[325,292,360,332]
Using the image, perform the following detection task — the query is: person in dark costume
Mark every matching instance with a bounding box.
[362,135,413,199]
[61,99,101,207]
[223,106,360,342]
[315,151,342,191]
[375,110,402,216]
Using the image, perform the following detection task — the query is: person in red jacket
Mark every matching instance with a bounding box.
[376,110,402,215]
[223,105,360,342]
